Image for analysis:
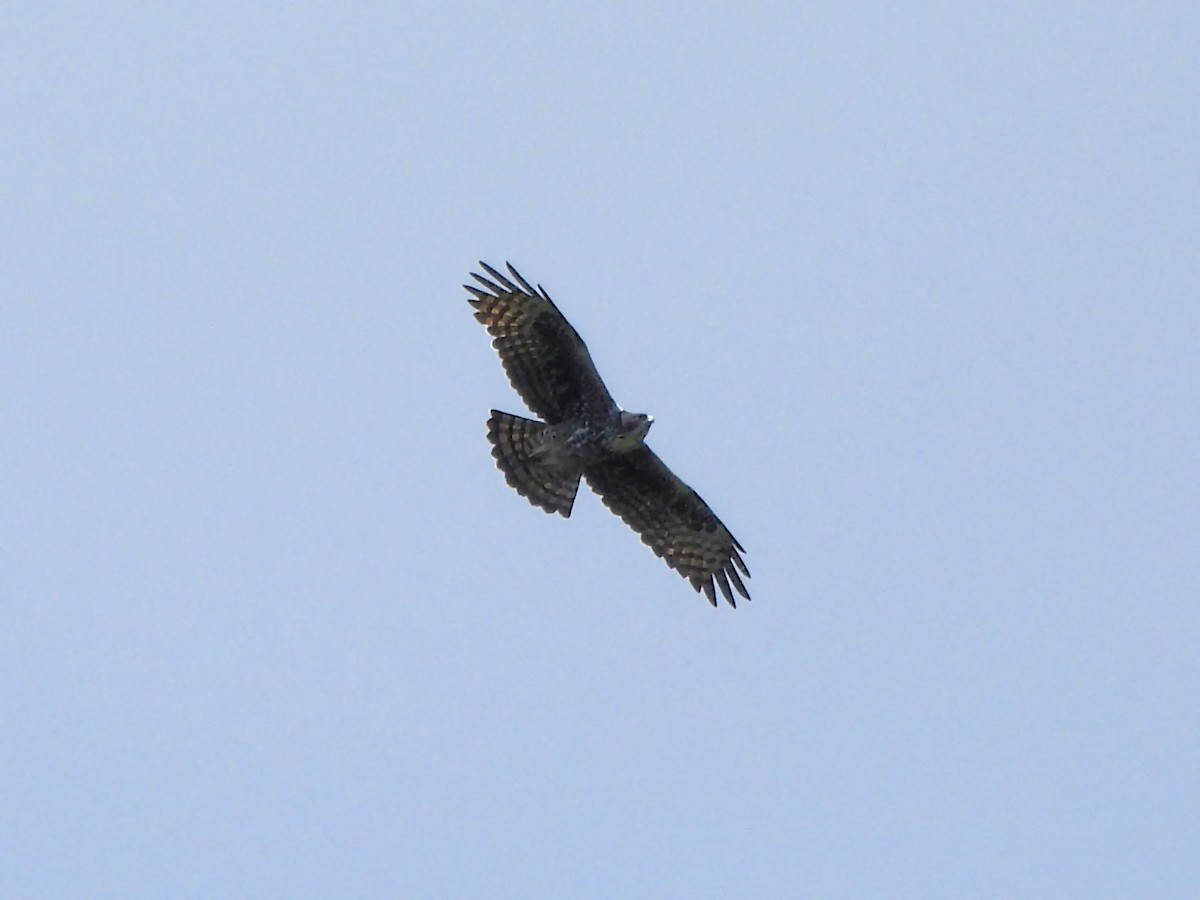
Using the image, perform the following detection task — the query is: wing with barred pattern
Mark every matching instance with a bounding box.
[584,447,751,607]
[464,262,616,424]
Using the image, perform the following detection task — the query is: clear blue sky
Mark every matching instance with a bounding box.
[4,4,1197,897]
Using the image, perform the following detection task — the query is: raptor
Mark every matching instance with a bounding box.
[464,262,751,607]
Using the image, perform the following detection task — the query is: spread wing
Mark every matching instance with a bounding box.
[464,262,616,424]
[584,447,751,607]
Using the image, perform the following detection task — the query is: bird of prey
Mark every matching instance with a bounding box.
[464,262,751,607]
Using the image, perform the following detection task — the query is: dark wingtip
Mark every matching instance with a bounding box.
[714,570,737,608]
[464,284,490,306]
[478,260,520,294]
[470,268,506,297]
[501,262,538,297]
[726,563,750,601]
[730,546,751,578]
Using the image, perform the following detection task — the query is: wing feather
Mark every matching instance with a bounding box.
[584,447,751,608]
[464,261,616,423]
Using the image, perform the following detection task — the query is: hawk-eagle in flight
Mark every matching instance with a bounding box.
[464,262,750,608]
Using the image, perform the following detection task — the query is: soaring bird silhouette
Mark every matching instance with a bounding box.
[464,262,750,607]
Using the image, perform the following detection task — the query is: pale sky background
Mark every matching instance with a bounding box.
[3,4,1198,897]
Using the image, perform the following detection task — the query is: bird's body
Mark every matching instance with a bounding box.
[464,262,750,607]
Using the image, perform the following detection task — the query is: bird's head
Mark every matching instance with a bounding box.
[612,411,654,450]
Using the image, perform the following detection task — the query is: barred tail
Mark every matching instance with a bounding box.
[486,410,581,518]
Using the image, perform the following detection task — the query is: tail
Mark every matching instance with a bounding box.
[487,411,581,517]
